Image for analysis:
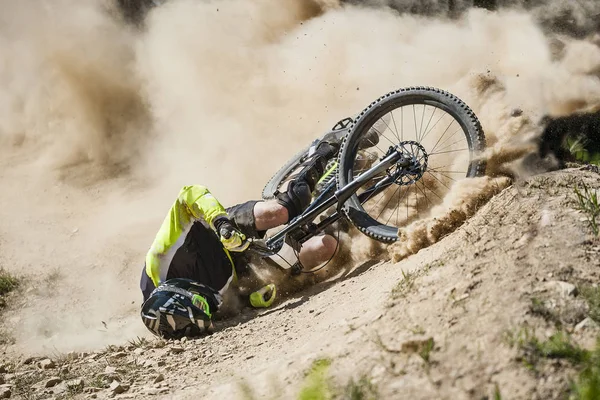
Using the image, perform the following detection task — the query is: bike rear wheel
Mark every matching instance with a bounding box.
[337,87,486,243]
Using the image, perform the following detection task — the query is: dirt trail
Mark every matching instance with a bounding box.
[2,168,598,400]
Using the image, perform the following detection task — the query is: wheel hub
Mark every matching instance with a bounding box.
[394,141,428,185]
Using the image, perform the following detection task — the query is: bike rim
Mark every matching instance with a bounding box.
[350,100,474,230]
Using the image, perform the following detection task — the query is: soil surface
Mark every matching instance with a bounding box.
[1,167,599,399]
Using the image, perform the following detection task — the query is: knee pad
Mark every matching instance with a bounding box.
[276,180,312,220]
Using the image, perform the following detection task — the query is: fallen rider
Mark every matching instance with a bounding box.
[140,141,339,339]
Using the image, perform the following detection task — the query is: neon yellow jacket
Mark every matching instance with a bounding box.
[144,185,229,287]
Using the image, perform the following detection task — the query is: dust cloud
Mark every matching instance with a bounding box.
[1,0,600,354]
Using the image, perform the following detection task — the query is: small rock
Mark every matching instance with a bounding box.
[575,317,599,332]
[511,108,523,117]
[39,359,56,370]
[67,378,84,391]
[109,380,128,395]
[453,293,470,303]
[401,337,435,355]
[142,388,159,395]
[110,352,128,360]
[157,360,166,367]
[153,374,164,384]
[0,387,9,399]
[545,281,578,297]
[105,366,118,374]
[133,348,144,356]
[45,377,62,388]
[170,346,184,354]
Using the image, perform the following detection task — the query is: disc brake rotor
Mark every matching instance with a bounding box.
[393,141,428,186]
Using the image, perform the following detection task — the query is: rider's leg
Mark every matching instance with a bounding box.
[253,200,289,231]
[275,141,339,220]
[253,201,337,267]
[298,234,338,268]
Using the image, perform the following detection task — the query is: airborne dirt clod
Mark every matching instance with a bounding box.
[2,0,600,399]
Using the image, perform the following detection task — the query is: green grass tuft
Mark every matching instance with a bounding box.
[0,269,19,297]
[343,375,378,400]
[418,338,435,364]
[298,358,332,400]
[574,182,600,237]
[391,269,418,298]
[529,297,562,328]
[506,327,600,399]
[579,285,600,324]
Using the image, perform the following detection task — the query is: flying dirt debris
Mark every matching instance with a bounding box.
[2,0,600,399]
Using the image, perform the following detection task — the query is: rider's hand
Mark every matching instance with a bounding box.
[213,217,249,252]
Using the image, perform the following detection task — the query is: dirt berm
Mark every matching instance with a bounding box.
[1,167,598,399]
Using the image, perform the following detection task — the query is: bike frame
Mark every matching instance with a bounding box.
[255,146,411,255]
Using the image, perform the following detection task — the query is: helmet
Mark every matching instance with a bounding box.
[141,278,223,339]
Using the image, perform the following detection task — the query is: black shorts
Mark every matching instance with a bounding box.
[140,200,263,301]
[226,200,266,239]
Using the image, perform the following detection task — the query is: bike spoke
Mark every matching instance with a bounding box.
[427,170,451,190]
[406,185,410,221]
[378,185,402,221]
[419,177,443,201]
[382,112,401,143]
[371,124,399,148]
[420,111,446,143]
[429,169,458,182]
[430,119,455,154]
[429,148,469,156]
[395,185,402,226]
[415,181,432,208]
[364,181,396,213]
[418,105,426,142]
[431,127,464,154]
[367,187,392,215]
[413,105,418,141]
[391,110,400,143]
[414,182,419,212]
[428,168,467,175]
[420,106,436,143]
[401,107,404,141]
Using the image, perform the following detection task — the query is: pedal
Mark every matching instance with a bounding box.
[291,262,303,276]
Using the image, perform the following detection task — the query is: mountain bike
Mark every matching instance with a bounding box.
[248,87,486,273]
